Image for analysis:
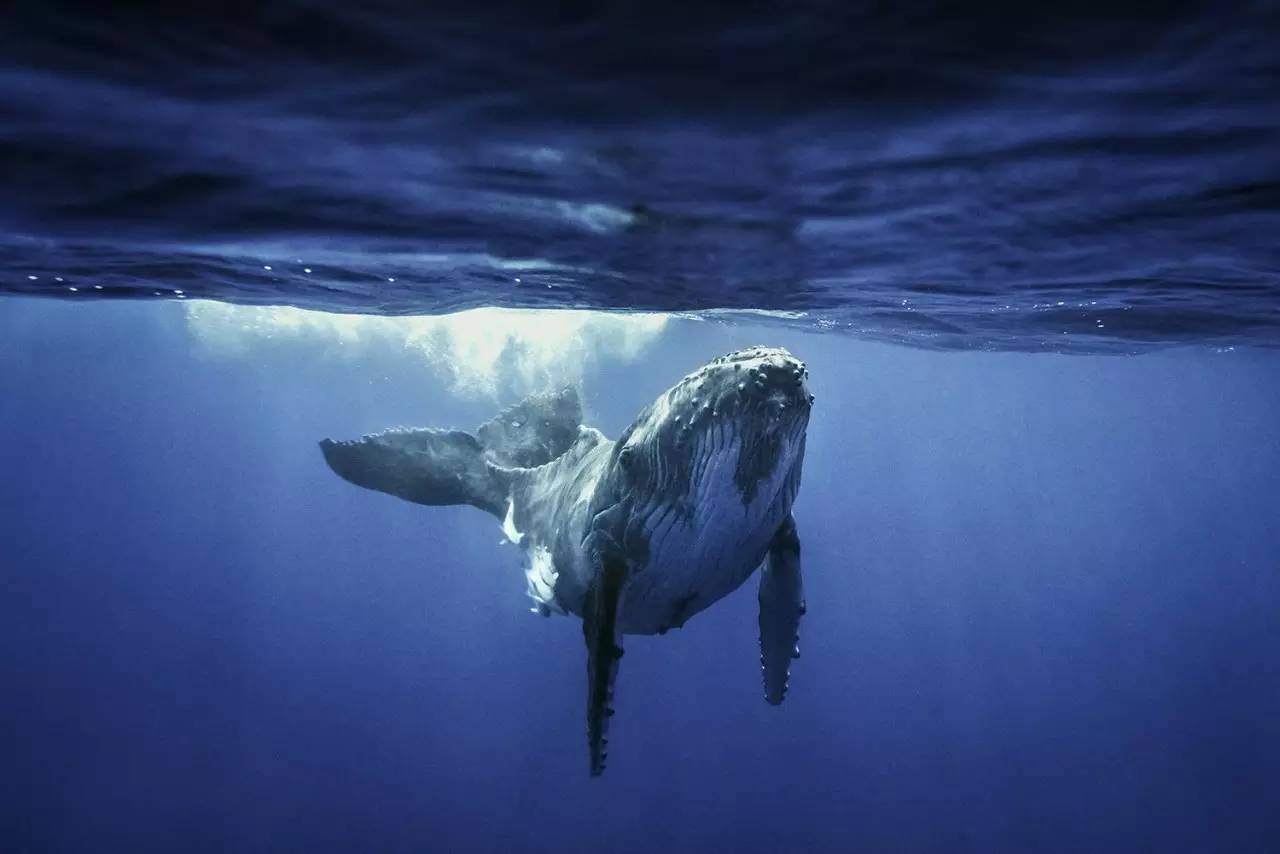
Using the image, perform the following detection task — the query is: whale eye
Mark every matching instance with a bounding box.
[619,446,635,469]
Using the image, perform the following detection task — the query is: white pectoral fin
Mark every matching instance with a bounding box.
[758,514,804,705]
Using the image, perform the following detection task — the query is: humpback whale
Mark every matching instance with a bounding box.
[319,346,811,775]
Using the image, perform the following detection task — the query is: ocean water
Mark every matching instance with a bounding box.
[3,3,1280,853]
[2,299,1278,852]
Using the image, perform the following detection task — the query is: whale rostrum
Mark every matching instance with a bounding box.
[319,346,811,776]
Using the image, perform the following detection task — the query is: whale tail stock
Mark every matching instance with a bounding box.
[318,386,583,517]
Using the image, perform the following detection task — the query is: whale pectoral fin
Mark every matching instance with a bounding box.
[582,550,627,777]
[758,514,805,705]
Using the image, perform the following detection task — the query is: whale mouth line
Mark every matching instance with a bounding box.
[609,347,812,518]
[663,399,807,512]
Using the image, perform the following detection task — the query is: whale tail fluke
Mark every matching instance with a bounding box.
[318,386,583,517]
[320,427,513,516]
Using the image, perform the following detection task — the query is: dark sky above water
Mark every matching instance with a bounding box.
[2,299,1279,852]
[2,1,1279,350]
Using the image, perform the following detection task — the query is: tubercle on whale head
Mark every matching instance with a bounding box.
[610,346,812,487]
[663,346,812,433]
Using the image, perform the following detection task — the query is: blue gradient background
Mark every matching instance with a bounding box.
[2,299,1279,852]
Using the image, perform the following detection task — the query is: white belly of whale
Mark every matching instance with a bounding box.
[620,435,794,635]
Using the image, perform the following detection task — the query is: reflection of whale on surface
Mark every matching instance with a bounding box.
[320,347,812,775]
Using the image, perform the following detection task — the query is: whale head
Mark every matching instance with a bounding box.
[612,346,812,525]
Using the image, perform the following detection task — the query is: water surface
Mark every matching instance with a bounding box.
[3,2,1279,351]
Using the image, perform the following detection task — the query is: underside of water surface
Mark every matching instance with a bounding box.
[2,1,1278,352]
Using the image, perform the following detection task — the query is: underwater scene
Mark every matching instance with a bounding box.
[3,3,1279,853]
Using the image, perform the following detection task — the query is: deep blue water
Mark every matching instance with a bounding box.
[2,2,1280,350]
[2,298,1279,852]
